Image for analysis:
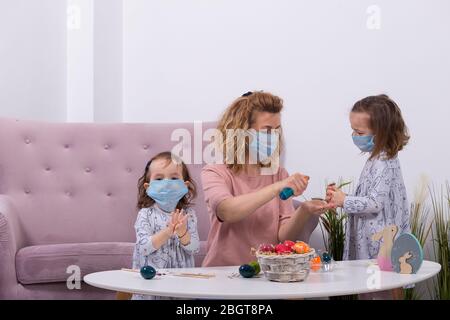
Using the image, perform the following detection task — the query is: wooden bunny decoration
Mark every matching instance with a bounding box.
[398,251,413,274]
[372,225,398,271]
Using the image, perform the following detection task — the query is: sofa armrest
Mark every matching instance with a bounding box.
[0,195,24,298]
[292,199,320,242]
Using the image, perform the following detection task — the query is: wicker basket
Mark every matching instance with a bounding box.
[256,249,315,282]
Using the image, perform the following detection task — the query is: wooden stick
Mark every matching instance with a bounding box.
[175,273,216,279]
[121,268,215,279]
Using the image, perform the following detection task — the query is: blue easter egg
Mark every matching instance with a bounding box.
[239,264,255,278]
[140,265,156,280]
[322,252,332,263]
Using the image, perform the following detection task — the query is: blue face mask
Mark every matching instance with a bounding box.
[248,130,279,163]
[352,135,375,152]
[146,179,188,213]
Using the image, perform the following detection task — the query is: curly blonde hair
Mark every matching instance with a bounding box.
[216,91,284,173]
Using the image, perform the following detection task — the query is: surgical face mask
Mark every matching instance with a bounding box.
[146,179,188,213]
[352,135,375,152]
[248,130,279,163]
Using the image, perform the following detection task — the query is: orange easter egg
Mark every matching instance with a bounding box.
[293,241,310,254]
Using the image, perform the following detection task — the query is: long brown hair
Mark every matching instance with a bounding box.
[136,151,197,210]
[352,94,410,160]
[216,91,284,172]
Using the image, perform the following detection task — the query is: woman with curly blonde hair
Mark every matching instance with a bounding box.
[201,91,329,267]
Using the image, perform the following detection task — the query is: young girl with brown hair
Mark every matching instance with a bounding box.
[327,94,411,266]
[132,151,199,299]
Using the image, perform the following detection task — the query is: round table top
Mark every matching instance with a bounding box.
[84,260,441,299]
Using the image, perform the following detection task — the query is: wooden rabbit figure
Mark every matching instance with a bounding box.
[372,225,398,271]
[398,251,413,274]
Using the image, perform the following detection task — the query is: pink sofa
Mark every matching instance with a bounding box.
[0,118,215,299]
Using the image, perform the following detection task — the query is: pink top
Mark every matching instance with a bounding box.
[201,164,295,267]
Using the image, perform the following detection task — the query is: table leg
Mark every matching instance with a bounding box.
[116,291,133,300]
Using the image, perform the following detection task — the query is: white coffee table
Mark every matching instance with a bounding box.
[84,260,440,299]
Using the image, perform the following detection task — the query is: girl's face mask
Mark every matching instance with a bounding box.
[146,179,188,213]
[352,134,375,152]
[349,111,374,153]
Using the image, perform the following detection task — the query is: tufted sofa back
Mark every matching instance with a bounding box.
[0,118,215,248]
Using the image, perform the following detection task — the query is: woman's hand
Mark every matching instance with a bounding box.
[275,173,309,197]
[300,199,331,216]
[278,199,331,242]
[216,172,309,224]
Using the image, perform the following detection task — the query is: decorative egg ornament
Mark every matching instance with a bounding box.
[258,243,275,253]
[391,233,424,274]
[249,261,261,275]
[140,265,157,279]
[292,241,309,254]
[239,264,256,278]
[322,252,332,263]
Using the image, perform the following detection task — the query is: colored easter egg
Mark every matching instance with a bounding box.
[140,266,156,280]
[239,264,255,278]
[259,243,275,253]
[293,242,309,254]
[283,240,296,249]
[310,255,322,271]
[249,261,261,275]
[322,252,332,263]
[275,244,292,255]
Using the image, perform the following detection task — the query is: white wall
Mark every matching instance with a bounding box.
[66,0,94,122]
[0,0,67,121]
[123,0,450,202]
[93,0,123,122]
[1,0,448,201]
[0,0,123,123]
[66,0,123,122]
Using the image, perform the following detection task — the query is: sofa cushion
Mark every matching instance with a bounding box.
[16,242,134,285]
[16,240,209,285]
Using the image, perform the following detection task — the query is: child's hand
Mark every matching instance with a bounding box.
[165,222,176,237]
[328,189,346,208]
[165,211,180,236]
[325,183,337,202]
[171,209,189,238]
[165,209,183,236]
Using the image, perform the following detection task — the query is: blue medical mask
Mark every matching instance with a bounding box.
[146,179,188,213]
[248,130,279,163]
[352,135,375,152]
